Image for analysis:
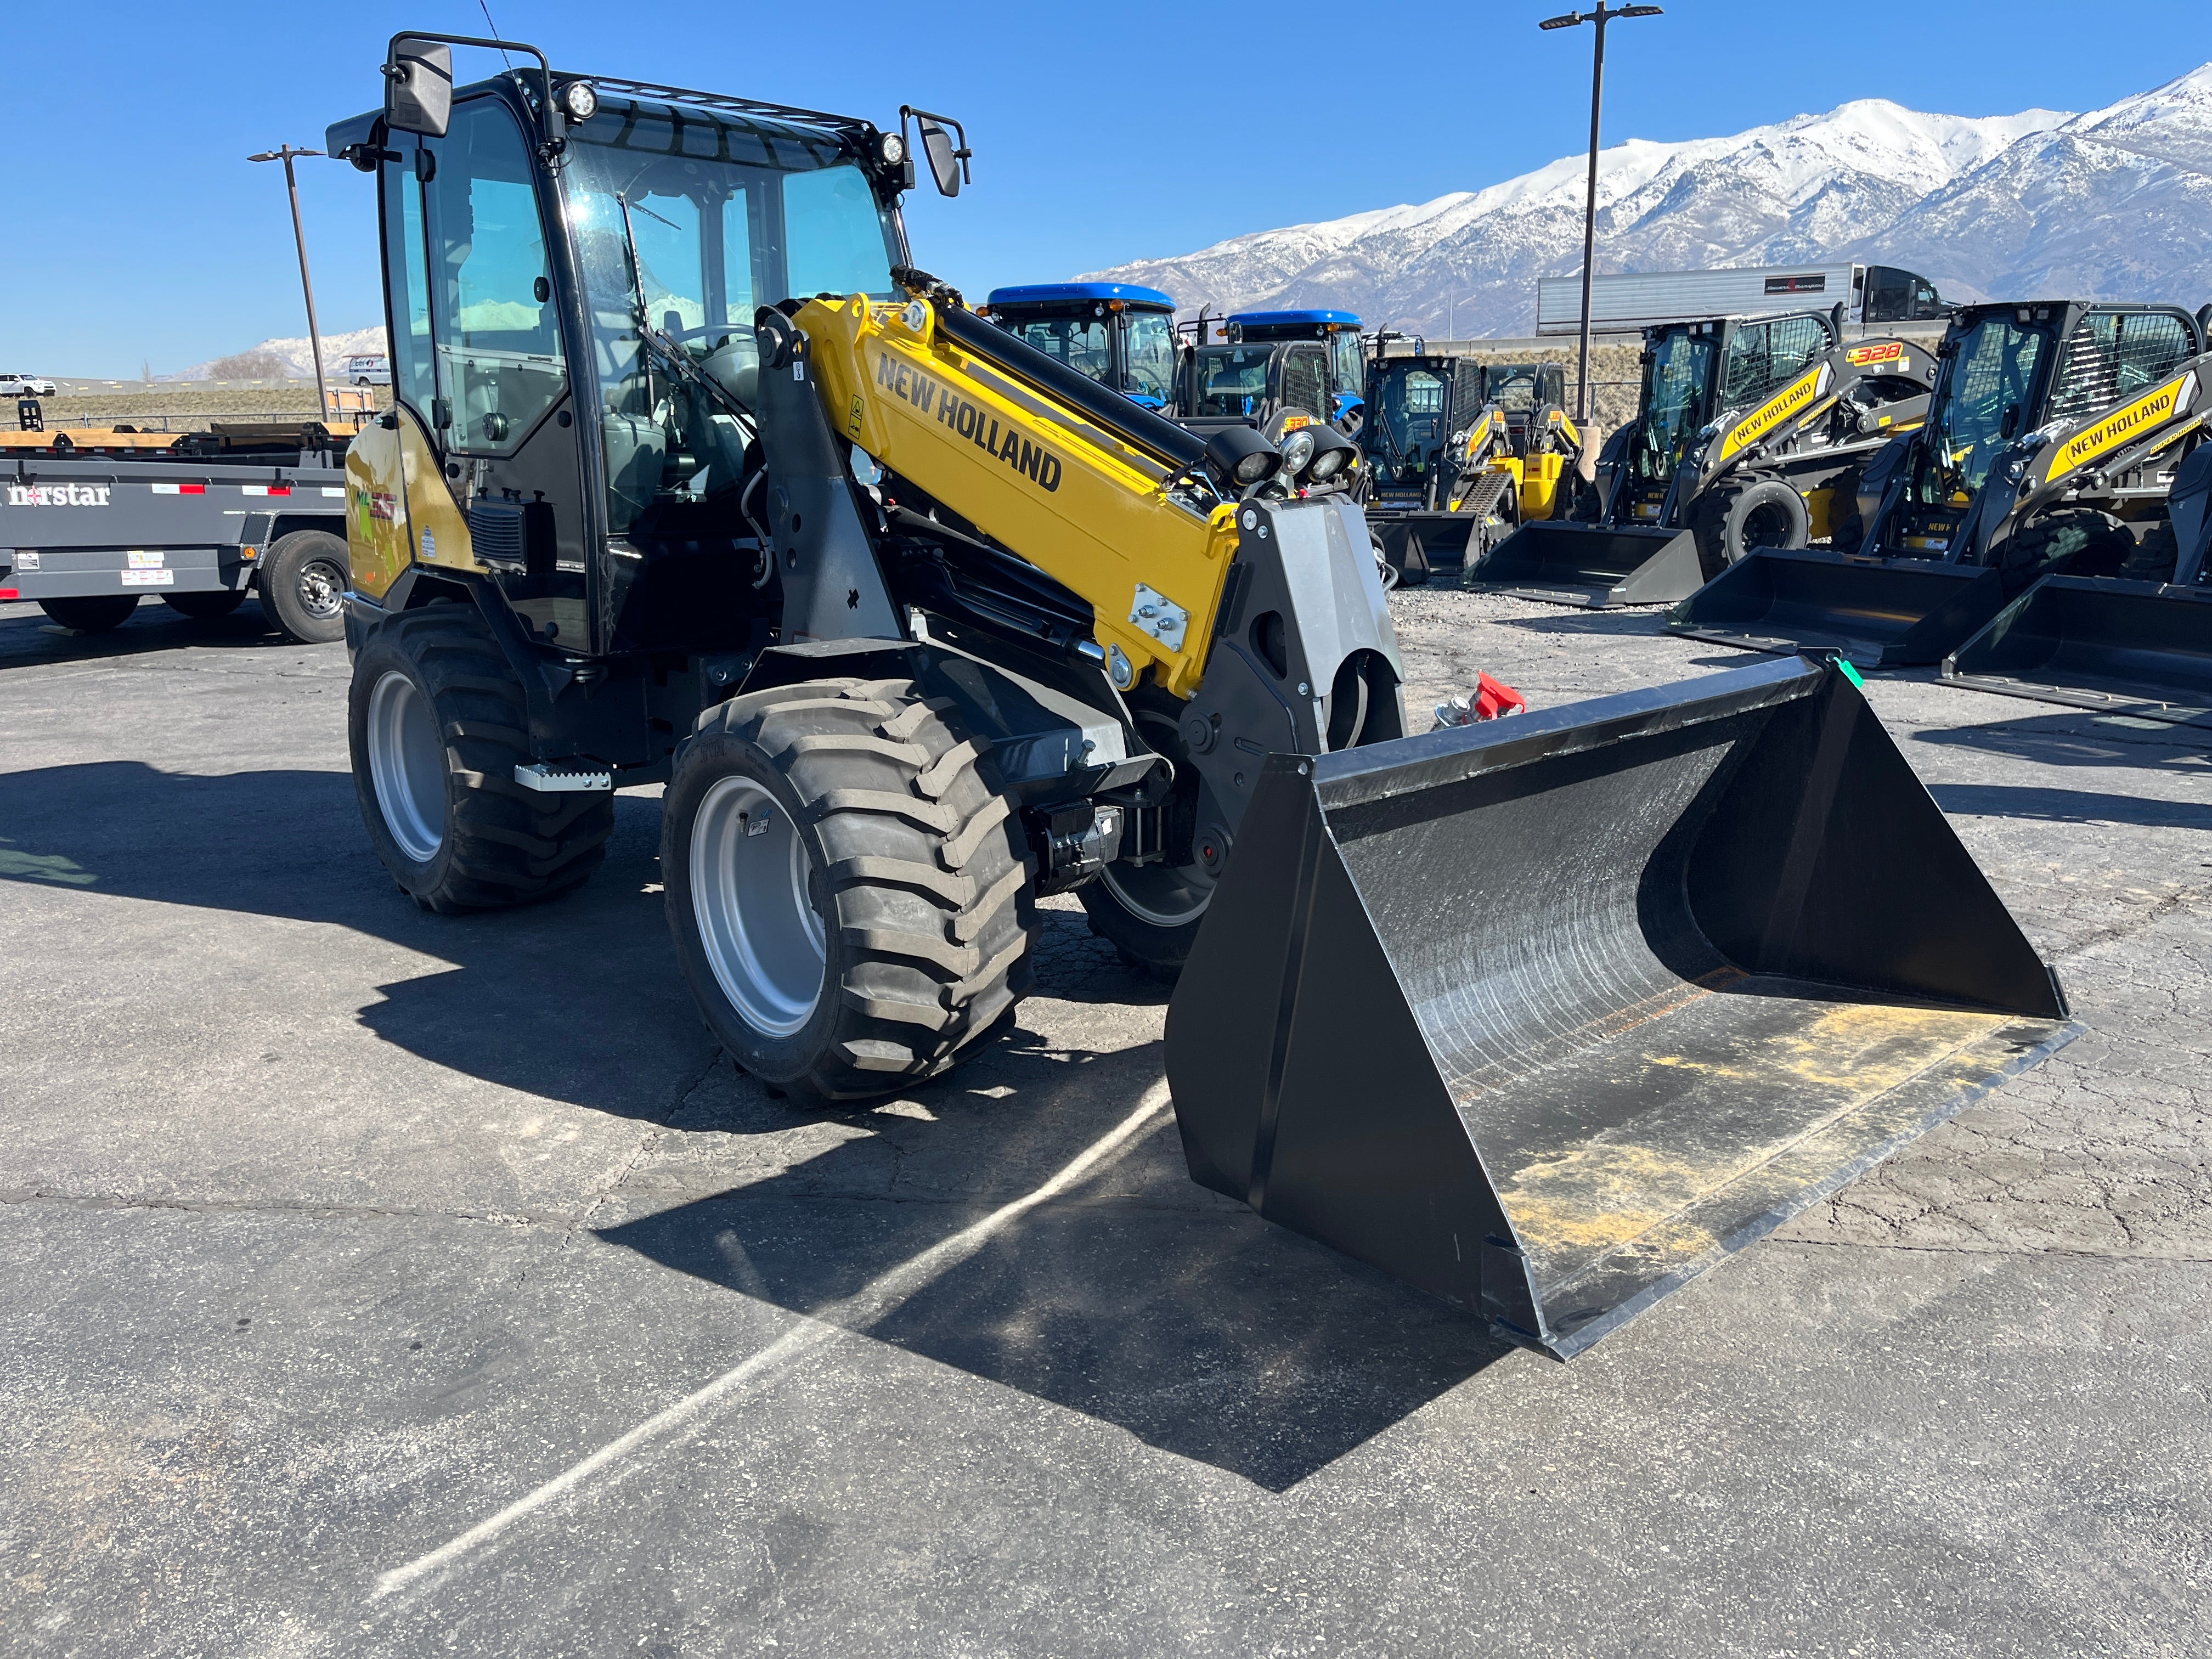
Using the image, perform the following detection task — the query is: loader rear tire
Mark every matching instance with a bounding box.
[1081,687,1211,979]
[1998,510,2135,586]
[664,677,1037,1107]
[348,601,613,913]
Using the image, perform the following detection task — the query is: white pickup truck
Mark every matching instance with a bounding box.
[0,373,59,397]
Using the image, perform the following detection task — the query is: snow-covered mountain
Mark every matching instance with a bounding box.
[171,325,387,382]
[1084,68,2212,336]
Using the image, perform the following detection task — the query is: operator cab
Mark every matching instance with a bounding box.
[1219,310,1367,434]
[978,283,1180,411]
[1364,348,1477,509]
[328,63,929,662]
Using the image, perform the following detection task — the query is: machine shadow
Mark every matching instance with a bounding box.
[0,759,707,1121]
[1927,782,2212,830]
[1487,606,1674,638]
[0,600,307,670]
[1913,709,2212,774]
[601,1056,1514,1492]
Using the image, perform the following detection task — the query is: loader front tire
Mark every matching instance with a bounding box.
[1694,477,1809,569]
[1081,687,1211,979]
[664,677,1037,1107]
[348,602,613,913]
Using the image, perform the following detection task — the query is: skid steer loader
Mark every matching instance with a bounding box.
[1362,347,1489,584]
[332,35,2073,1357]
[1468,309,1933,608]
[1941,442,2212,725]
[1671,301,2212,672]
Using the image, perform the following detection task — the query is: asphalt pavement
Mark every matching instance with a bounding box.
[2,587,2207,1658]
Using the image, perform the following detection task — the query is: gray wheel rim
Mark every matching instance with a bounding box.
[690,775,826,1037]
[366,669,446,865]
[296,558,345,620]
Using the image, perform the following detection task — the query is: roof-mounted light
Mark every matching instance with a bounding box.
[561,80,598,123]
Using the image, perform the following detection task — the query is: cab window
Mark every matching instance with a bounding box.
[419,98,568,455]
[1280,347,1328,419]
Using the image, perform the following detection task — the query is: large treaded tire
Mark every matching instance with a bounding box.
[348,601,613,912]
[1690,477,1809,571]
[664,676,1037,1106]
[1996,509,2136,587]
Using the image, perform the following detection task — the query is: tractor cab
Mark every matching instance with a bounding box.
[978,283,1180,411]
[1182,309,1366,439]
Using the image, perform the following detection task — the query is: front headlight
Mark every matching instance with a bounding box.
[1304,425,1358,482]
[1280,427,1317,477]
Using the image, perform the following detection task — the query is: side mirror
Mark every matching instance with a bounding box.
[386,37,453,139]
[901,107,971,198]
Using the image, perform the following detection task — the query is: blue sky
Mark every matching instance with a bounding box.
[1,1,2200,378]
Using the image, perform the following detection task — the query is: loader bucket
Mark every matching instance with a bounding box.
[1373,513,1478,586]
[1942,575,2212,727]
[1668,547,2010,668]
[1465,520,1706,608]
[1165,656,2074,1359]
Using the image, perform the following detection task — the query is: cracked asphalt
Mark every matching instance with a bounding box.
[2,588,2208,1657]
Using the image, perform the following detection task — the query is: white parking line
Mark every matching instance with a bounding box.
[373,1081,1175,1600]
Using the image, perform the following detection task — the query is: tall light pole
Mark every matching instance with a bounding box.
[248,145,331,423]
[1539,3,1662,421]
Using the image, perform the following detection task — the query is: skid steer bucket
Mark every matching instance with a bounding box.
[1668,547,2010,668]
[1374,513,1479,585]
[1165,656,2074,1359]
[1942,576,2212,726]
[1465,521,1706,608]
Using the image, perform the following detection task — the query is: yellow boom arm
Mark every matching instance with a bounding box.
[797,294,1241,700]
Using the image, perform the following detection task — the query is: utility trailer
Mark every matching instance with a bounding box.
[1538,262,1950,337]
[0,423,354,641]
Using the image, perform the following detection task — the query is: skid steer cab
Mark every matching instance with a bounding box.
[977,283,1181,412]
[1466,307,1934,608]
[330,33,1401,1108]
[1670,300,2212,711]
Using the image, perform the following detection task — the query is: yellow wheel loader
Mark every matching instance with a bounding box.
[1469,309,1933,608]
[331,35,2074,1357]
[1671,301,2212,691]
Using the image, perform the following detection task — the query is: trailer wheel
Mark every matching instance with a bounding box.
[37,595,138,633]
[1695,478,1809,568]
[348,602,613,913]
[163,590,247,620]
[665,678,1037,1106]
[258,529,349,644]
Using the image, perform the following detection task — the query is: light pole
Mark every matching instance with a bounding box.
[248,145,331,423]
[1539,3,1662,421]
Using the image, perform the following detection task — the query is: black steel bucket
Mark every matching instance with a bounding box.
[1165,656,2074,1359]
[1466,521,1706,608]
[1667,547,2011,668]
[1373,512,1479,586]
[1942,575,2212,726]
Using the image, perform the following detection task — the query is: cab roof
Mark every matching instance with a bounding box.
[986,283,1176,312]
[1230,309,1362,331]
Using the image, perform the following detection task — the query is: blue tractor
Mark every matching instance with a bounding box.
[1181,309,1367,441]
[977,282,1182,411]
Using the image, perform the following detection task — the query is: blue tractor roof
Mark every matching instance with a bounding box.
[986,282,1177,313]
[1228,309,1363,335]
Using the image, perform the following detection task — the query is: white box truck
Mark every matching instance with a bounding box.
[1537,263,1947,336]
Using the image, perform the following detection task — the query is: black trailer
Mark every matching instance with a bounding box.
[0,424,353,641]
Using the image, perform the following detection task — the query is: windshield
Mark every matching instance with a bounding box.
[1193,345,1270,418]
[1125,313,1177,406]
[1915,317,2048,506]
[561,100,901,529]
[1370,365,1450,481]
[1487,368,1539,419]
[1633,329,1715,486]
